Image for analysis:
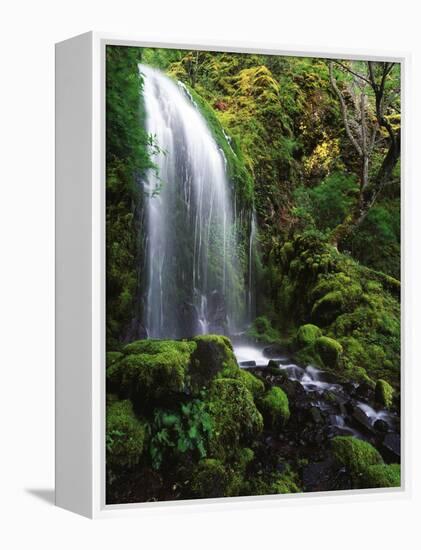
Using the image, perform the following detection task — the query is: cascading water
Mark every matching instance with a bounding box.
[140,64,245,339]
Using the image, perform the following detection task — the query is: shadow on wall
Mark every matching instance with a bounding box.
[25,488,55,505]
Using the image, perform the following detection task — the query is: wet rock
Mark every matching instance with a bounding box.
[374,419,389,433]
[352,405,374,432]
[382,433,400,461]
[263,344,285,358]
[239,360,256,368]
[278,378,306,400]
[309,406,324,424]
[355,382,374,401]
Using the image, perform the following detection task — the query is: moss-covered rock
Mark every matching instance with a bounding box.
[191,459,228,498]
[189,334,236,390]
[246,315,280,344]
[295,323,322,348]
[108,339,194,403]
[332,436,383,479]
[361,463,400,489]
[259,386,290,430]
[375,379,394,409]
[106,399,148,469]
[238,369,265,398]
[244,468,300,496]
[315,336,343,368]
[311,291,344,325]
[206,378,263,461]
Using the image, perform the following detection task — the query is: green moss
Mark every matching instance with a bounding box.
[315,336,343,368]
[238,369,265,398]
[106,351,123,367]
[189,335,237,391]
[123,339,196,356]
[361,463,400,489]
[311,290,344,325]
[106,399,147,469]
[375,379,394,409]
[245,467,300,496]
[259,386,290,429]
[191,459,228,498]
[110,341,194,402]
[332,436,383,479]
[246,315,280,344]
[207,378,263,461]
[295,323,322,348]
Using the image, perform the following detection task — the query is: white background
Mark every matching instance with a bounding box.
[1,0,420,547]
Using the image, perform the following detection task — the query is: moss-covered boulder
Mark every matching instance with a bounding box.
[191,459,228,498]
[375,379,394,409]
[361,463,400,488]
[245,468,300,496]
[107,339,195,403]
[259,386,290,430]
[332,436,383,479]
[311,291,344,325]
[106,399,148,469]
[315,336,343,368]
[238,369,265,398]
[206,378,263,461]
[295,324,322,349]
[189,334,236,390]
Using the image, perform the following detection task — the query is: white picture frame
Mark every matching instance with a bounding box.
[55,31,410,518]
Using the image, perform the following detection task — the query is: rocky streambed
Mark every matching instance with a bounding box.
[234,343,401,492]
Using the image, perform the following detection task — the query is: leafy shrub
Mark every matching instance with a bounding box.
[149,399,213,470]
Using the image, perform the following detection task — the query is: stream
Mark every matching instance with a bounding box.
[233,344,400,469]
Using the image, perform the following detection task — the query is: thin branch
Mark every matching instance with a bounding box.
[332,60,372,85]
[328,62,363,157]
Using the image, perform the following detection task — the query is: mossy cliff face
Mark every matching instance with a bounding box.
[275,233,400,388]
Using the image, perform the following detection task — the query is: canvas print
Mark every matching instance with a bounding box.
[106,45,401,504]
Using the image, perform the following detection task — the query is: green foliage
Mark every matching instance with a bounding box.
[149,400,213,470]
[332,436,383,480]
[246,315,280,344]
[259,386,290,429]
[273,234,400,386]
[361,464,400,489]
[106,46,156,345]
[106,400,147,469]
[375,379,394,409]
[295,324,322,348]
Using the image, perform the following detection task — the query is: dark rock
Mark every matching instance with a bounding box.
[309,406,324,424]
[239,360,256,368]
[352,405,374,432]
[374,419,389,433]
[355,382,374,401]
[382,433,400,461]
[263,344,285,358]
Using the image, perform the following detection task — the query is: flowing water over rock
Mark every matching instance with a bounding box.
[140,65,245,339]
[233,345,400,447]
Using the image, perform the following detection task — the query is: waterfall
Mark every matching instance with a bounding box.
[140,64,245,339]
